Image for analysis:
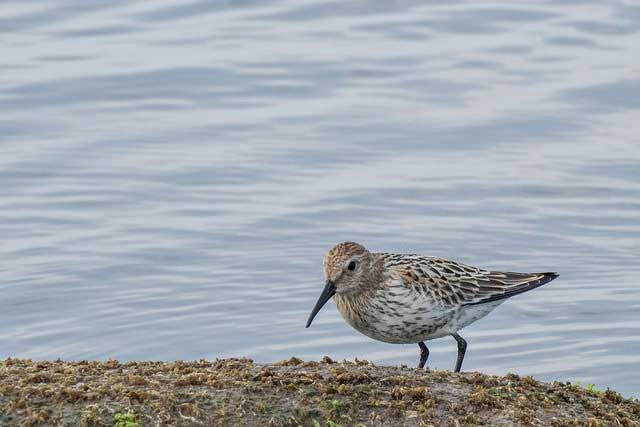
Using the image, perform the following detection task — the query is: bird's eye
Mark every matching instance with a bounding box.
[347,261,357,271]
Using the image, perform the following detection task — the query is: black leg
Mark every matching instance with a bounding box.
[417,341,429,369]
[452,333,467,373]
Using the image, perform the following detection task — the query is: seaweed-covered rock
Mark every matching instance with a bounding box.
[1,358,638,426]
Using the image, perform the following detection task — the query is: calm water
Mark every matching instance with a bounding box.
[1,1,639,397]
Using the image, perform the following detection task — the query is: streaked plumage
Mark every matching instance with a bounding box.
[306,242,558,372]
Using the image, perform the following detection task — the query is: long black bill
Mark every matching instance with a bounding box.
[305,280,336,328]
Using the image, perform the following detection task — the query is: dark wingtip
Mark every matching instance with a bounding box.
[529,272,559,288]
[544,272,560,281]
[465,270,560,306]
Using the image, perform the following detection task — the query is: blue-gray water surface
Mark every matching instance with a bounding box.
[1,0,639,397]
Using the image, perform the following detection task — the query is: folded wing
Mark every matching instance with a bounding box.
[389,255,558,307]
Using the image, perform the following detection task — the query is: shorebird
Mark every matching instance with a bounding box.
[306,242,558,372]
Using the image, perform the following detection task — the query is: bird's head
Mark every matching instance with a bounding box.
[306,242,375,328]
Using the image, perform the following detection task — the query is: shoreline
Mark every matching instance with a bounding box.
[1,357,638,426]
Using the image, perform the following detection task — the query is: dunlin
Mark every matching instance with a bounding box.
[306,242,558,372]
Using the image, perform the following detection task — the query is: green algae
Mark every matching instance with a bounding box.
[113,412,139,427]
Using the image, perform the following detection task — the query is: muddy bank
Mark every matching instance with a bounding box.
[0,357,638,426]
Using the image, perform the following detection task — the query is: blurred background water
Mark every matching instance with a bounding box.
[1,0,639,397]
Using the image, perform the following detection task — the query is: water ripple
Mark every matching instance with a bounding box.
[0,0,638,398]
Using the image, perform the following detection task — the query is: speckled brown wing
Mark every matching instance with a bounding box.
[381,254,558,307]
